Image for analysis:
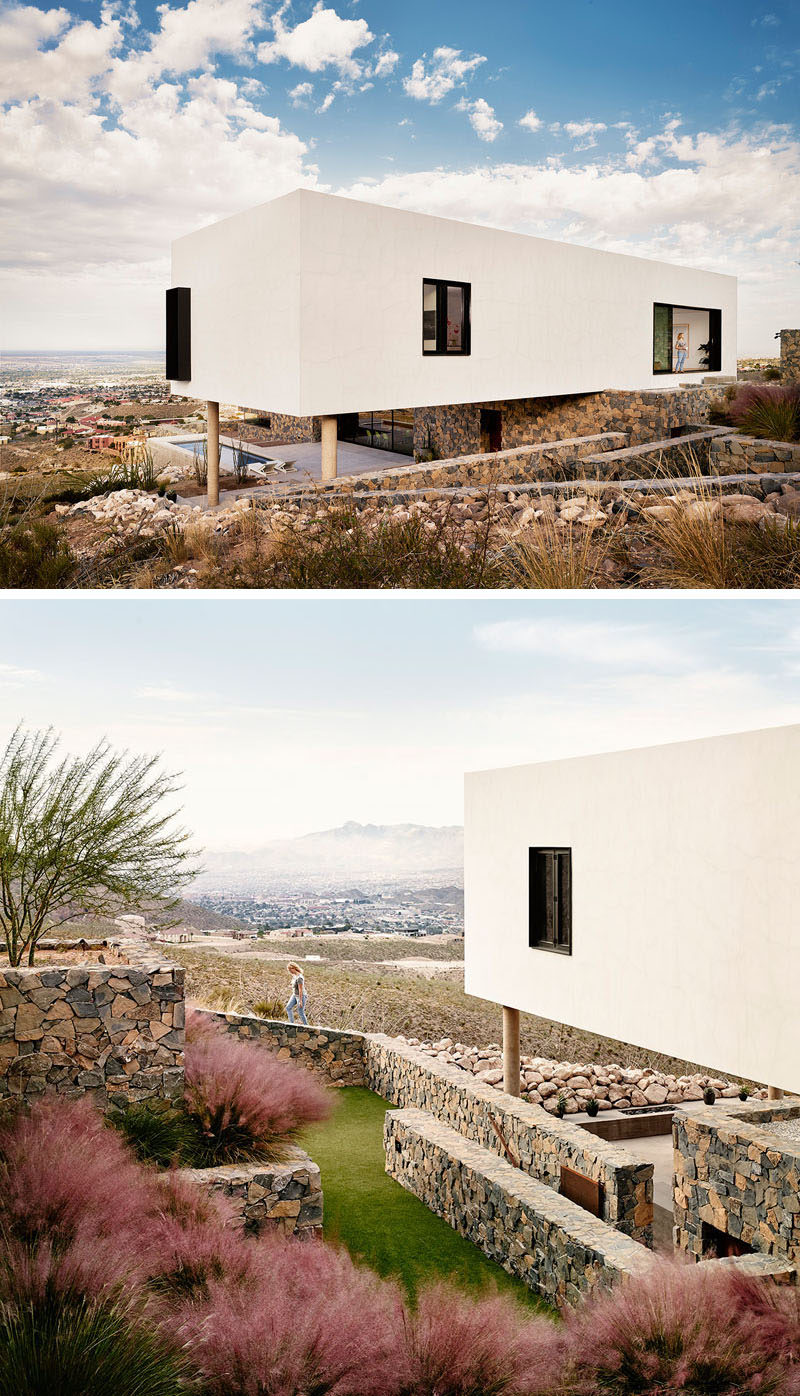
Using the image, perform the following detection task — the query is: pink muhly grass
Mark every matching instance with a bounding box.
[561,1257,796,1395]
[142,1209,257,1303]
[727,383,799,442]
[154,1168,240,1229]
[402,1284,563,1396]
[171,1231,408,1396]
[184,1011,332,1165]
[0,1097,156,1244]
[0,1227,146,1307]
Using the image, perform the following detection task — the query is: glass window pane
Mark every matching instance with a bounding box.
[653,304,670,372]
[423,282,437,351]
[446,285,464,352]
[354,412,373,447]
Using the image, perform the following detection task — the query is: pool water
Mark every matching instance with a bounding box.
[175,439,277,473]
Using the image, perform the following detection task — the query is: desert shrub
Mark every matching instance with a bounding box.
[172,1234,407,1396]
[251,996,285,1019]
[560,1260,794,1396]
[728,384,800,442]
[108,1103,197,1169]
[206,499,503,589]
[0,1290,187,1396]
[647,500,800,589]
[402,1284,562,1396]
[183,1011,332,1164]
[0,518,74,587]
[502,503,622,589]
[0,1098,152,1244]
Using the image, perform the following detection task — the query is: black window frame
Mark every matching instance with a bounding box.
[166,286,191,381]
[422,278,471,356]
[652,302,722,376]
[529,847,572,955]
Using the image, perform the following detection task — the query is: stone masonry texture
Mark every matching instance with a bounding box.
[674,1099,800,1263]
[367,1034,654,1245]
[709,437,800,475]
[780,330,800,383]
[176,1148,323,1239]
[385,1108,653,1306]
[0,962,184,1110]
[413,387,720,458]
[188,1016,653,1244]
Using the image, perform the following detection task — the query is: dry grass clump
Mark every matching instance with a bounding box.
[642,485,800,588]
[727,384,800,442]
[502,498,624,588]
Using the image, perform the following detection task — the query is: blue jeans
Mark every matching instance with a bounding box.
[286,994,308,1025]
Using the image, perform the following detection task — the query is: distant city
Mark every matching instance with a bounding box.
[0,351,179,445]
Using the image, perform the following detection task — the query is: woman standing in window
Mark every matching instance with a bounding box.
[674,332,688,372]
[286,962,308,1025]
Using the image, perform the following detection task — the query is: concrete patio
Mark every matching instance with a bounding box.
[176,437,410,510]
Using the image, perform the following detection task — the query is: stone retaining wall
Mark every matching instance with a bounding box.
[197,1011,367,1086]
[259,413,321,444]
[414,388,719,458]
[177,1147,322,1238]
[0,963,184,1109]
[385,1108,653,1306]
[580,429,728,479]
[709,436,800,475]
[674,1099,800,1262]
[310,434,627,494]
[367,1035,653,1244]
[780,330,800,383]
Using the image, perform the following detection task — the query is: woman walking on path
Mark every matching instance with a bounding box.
[286,962,308,1025]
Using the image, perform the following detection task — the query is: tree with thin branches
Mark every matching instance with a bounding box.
[0,725,199,966]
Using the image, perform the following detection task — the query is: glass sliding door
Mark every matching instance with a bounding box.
[653,303,722,374]
[337,410,415,457]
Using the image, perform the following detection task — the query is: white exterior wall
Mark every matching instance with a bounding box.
[170,189,737,413]
[464,727,800,1091]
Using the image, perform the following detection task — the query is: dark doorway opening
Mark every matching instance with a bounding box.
[480,408,502,453]
[701,1220,754,1259]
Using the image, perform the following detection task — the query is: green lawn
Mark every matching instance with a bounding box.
[298,1086,551,1313]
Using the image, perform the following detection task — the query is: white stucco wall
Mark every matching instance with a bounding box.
[464,726,800,1090]
[170,190,737,413]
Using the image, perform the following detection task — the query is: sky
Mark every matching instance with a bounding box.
[1,0,799,354]
[0,593,798,851]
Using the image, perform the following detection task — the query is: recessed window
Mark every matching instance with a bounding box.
[653,303,721,375]
[529,848,572,954]
[422,278,471,356]
[166,286,191,380]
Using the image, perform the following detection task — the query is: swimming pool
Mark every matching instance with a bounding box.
[173,438,280,473]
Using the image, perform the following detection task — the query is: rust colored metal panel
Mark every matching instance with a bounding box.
[560,1166,604,1217]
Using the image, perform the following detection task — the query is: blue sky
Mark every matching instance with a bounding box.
[2,0,798,351]
[1,595,798,848]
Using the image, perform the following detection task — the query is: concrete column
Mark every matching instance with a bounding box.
[768,1086,784,1100]
[321,415,338,482]
[207,400,220,508]
[502,1005,521,1098]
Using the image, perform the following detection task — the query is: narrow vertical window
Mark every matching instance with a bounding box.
[653,303,671,374]
[422,279,470,355]
[422,281,438,352]
[166,286,191,380]
[529,848,572,954]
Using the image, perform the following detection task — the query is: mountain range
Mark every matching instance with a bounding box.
[190,821,464,891]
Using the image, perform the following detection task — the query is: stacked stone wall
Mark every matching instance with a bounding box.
[198,1010,367,1085]
[0,962,184,1109]
[709,436,800,475]
[385,1109,652,1306]
[413,388,720,458]
[674,1100,800,1262]
[780,330,800,383]
[258,413,321,444]
[178,1148,322,1238]
[367,1035,653,1244]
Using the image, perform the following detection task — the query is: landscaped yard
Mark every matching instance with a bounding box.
[298,1085,549,1311]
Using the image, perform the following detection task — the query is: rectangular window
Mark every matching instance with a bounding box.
[336,410,414,456]
[422,278,471,356]
[529,848,572,954]
[165,286,191,381]
[653,302,721,375]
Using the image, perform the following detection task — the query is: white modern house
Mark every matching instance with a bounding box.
[464,726,800,1098]
[168,189,737,503]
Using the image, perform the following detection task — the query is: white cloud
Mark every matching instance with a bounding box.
[0,3,123,102]
[456,96,502,143]
[474,619,691,671]
[0,663,44,686]
[518,109,542,133]
[137,684,203,702]
[106,0,265,105]
[403,46,485,103]
[562,119,607,149]
[372,48,398,77]
[258,2,373,78]
[289,79,313,105]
